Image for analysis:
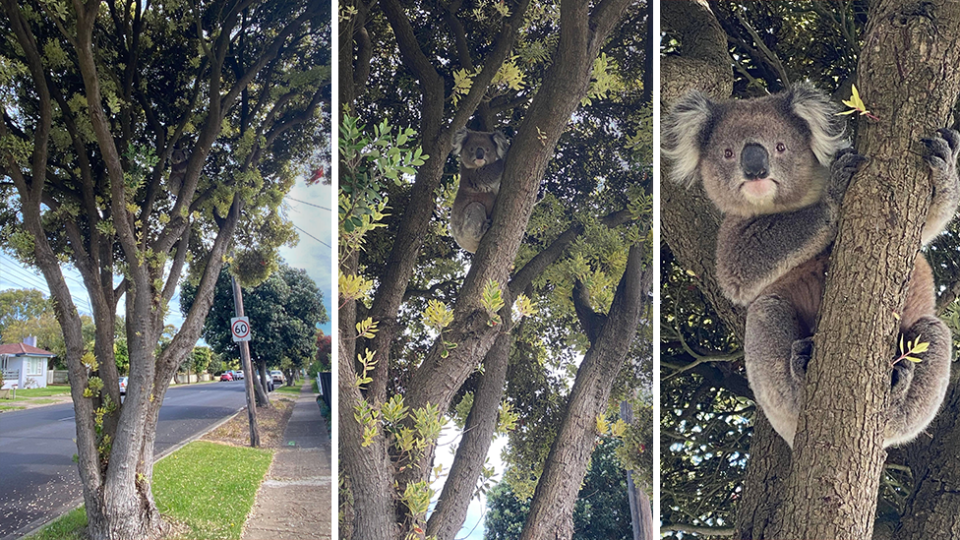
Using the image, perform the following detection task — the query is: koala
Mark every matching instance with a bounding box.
[168,147,187,196]
[663,82,957,448]
[450,128,510,253]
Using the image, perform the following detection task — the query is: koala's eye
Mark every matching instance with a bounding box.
[776,143,786,153]
[723,148,734,159]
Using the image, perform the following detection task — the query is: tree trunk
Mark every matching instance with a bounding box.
[520,245,649,540]
[255,361,272,406]
[425,318,514,540]
[779,2,960,538]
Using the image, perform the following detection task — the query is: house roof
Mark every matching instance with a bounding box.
[0,343,56,357]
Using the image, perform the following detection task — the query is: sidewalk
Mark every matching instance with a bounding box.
[242,381,332,540]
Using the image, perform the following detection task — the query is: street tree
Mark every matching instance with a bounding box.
[0,288,50,336]
[180,262,328,402]
[660,2,960,538]
[339,0,651,538]
[0,1,329,538]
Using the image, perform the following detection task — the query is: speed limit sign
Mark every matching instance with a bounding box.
[231,317,252,342]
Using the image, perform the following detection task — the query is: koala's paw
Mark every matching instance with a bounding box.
[890,359,916,402]
[789,337,814,384]
[828,147,867,200]
[921,128,960,180]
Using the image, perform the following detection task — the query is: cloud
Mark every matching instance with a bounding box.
[279,178,335,335]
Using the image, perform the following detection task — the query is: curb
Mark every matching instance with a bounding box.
[10,406,246,540]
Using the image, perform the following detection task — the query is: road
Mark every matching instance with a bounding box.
[0,381,249,540]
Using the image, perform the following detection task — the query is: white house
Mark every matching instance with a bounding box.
[0,337,56,390]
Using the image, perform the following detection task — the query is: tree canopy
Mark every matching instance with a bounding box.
[339,0,651,538]
[180,262,328,378]
[0,1,329,537]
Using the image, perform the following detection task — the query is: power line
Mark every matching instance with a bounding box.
[0,255,94,314]
[291,223,332,249]
[287,196,332,211]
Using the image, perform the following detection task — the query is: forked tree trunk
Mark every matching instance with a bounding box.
[520,246,648,540]
[779,2,960,538]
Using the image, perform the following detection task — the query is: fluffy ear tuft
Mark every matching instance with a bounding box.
[787,81,850,166]
[492,131,510,159]
[662,91,717,187]
[452,128,468,155]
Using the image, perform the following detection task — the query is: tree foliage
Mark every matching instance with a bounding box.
[0,0,329,537]
[338,0,651,538]
[484,437,634,540]
[181,262,328,375]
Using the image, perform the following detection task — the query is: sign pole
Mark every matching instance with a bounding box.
[231,275,260,447]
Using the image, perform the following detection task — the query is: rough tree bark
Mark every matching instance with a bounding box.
[662,1,960,539]
[892,369,960,539]
[779,2,960,538]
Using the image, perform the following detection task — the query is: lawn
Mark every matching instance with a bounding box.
[274,383,304,395]
[154,441,273,539]
[0,405,26,412]
[25,441,273,540]
[0,385,72,402]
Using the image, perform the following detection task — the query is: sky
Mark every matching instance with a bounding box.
[432,427,509,539]
[278,177,335,336]
[0,175,334,339]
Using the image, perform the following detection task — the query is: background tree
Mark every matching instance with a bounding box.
[181,262,328,401]
[485,435,637,540]
[0,1,329,538]
[315,330,331,372]
[660,2,960,538]
[339,0,651,538]
[0,288,50,337]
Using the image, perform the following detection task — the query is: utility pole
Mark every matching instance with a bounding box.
[231,274,260,447]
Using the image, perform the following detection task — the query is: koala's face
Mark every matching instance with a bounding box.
[700,97,827,216]
[453,129,509,169]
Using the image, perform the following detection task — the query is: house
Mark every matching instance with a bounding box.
[0,337,56,390]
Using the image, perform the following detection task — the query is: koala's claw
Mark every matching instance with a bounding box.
[937,127,960,154]
[790,337,814,382]
[891,360,915,399]
[921,129,960,171]
[829,148,866,200]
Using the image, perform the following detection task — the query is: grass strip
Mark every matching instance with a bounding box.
[1,386,71,400]
[24,508,87,540]
[274,383,304,395]
[154,441,272,539]
[25,441,272,540]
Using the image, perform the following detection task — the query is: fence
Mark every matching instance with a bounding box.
[47,370,69,385]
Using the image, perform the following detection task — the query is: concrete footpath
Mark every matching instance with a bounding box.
[242,382,332,540]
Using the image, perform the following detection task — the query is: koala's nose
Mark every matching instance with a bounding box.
[740,143,769,180]
[475,148,485,160]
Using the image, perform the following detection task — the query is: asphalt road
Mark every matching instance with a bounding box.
[0,381,249,540]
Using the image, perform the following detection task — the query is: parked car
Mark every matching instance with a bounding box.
[235,370,244,380]
[270,370,284,384]
[119,376,128,395]
[220,372,233,382]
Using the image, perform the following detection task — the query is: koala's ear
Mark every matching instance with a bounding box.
[492,131,510,159]
[452,128,469,155]
[787,81,850,166]
[662,91,717,187]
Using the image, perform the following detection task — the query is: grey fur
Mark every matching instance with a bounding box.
[663,82,957,448]
[450,128,510,253]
